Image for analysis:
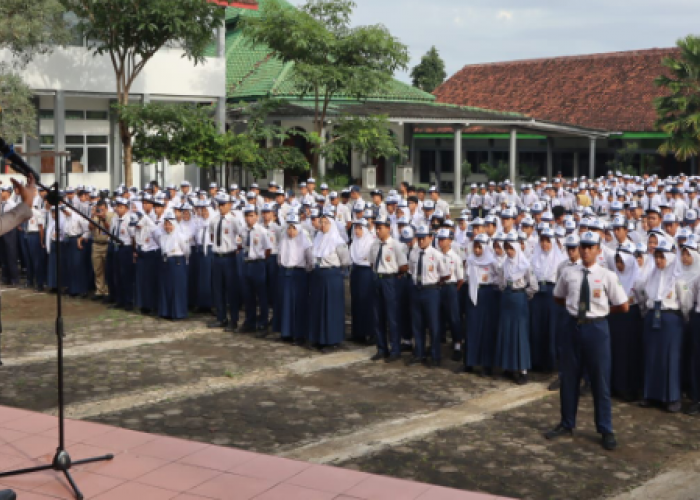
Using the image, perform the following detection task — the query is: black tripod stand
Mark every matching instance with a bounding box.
[0,179,118,500]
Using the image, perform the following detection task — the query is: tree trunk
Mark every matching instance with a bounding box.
[120,123,133,187]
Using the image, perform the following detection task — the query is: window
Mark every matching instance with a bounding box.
[65,110,85,120]
[86,110,108,120]
[87,148,108,172]
[86,135,108,144]
[66,135,84,145]
[39,109,54,120]
[40,135,55,145]
[62,135,109,173]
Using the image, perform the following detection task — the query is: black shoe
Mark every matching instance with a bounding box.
[602,432,617,451]
[320,345,338,355]
[400,343,413,353]
[481,367,492,377]
[405,356,423,367]
[123,305,134,312]
[208,321,228,329]
[667,401,682,413]
[451,350,462,362]
[580,382,591,396]
[107,304,121,310]
[385,354,402,364]
[638,399,652,408]
[370,352,387,362]
[36,286,45,292]
[91,295,104,301]
[548,378,561,391]
[254,327,269,339]
[235,325,255,334]
[426,358,440,368]
[685,402,700,416]
[516,373,528,385]
[224,324,237,333]
[544,424,573,440]
[452,365,468,374]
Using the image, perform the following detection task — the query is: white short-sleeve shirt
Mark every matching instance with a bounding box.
[553,263,628,318]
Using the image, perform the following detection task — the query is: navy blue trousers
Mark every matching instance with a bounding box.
[159,256,188,319]
[411,286,441,361]
[24,232,44,289]
[643,310,683,403]
[374,276,400,356]
[688,311,700,403]
[211,253,239,325]
[396,276,412,342]
[188,246,199,309]
[309,267,345,346]
[266,255,279,311]
[136,250,160,312]
[197,247,213,309]
[559,315,613,434]
[466,285,500,368]
[350,265,375,341]
[439,283,462,346]
[66,237,89,296]
[112,245,134,307]
[529,284,557,372]
[274,267,309,340]
[47,241,59,289]
[0,228,19,284]
[243,260,268,329]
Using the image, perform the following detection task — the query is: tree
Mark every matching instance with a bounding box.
[0,0,71,145]
[245,146,310,181]
[654,35,700,161]
[480,161,509,183]
[62,0,230,186]
[410,46,446,93]
[241,0,409,176]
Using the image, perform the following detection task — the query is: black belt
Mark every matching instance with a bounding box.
[376,273,397,279]
[283,266,306,270]
[443,282,457,288]
[415,284,440,290]
[479,283,496,288]
[506,287,526,293]
[316,267,340,271]
[538,281,555,286]
[214,252,234,257]
[245,259,264,264]
[573,316,606,325]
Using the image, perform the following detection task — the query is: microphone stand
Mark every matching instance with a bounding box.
[0,179,119,500]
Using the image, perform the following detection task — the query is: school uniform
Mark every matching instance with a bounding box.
[158,223,189,320]
[369,235,408,358]
[241,223,272,330]
[195,216,213,310]
[110,213,136,309]
[64,212,90,296]
[309,224,351,347]
[396,242,414,347]
[688,277,700,406]
[134,217,161,314]
[46,215,66,290]
[349,229,376,343]
[465,253,501,371]
[553,262,628,435]
[608,283,644,402]
[409,245,448,363]
[263,221,281,313]
[209,212,241,327]
[23,203,45,290]
[274,228,312,342]
[438,247,465,352]
[0,199,20,285]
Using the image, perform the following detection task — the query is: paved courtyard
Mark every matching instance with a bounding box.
[2,289,700,499]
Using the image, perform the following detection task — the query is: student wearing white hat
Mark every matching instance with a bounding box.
[208,194,241,330]
[547,231,629,451]
[465,184,481,219]
[436,228,465,362]
[133,211,161,316]
[238,205,272,335]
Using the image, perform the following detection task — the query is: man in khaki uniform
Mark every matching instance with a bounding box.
[81,199,113,301]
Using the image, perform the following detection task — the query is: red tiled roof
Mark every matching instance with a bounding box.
[433,47,680,133]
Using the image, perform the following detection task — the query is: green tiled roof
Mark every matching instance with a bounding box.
[225,0,436,104]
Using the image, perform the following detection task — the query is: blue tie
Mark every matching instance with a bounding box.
[375,243,384,271]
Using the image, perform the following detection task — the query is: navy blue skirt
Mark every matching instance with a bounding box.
[274,267,309,340]
[529,283,557,372]
[159,256,188,320]
[197,246,213,309]
[495,288,531,371]
[466,285,500,368]
[350,265,375,341]
[643,310,683,403]
[309,267,345,346]
[136,250,160,312]
[608,304,645,401]
[687,311,700,402]
[188,246,200,308]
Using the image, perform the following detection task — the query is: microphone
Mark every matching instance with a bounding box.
[0,137,41,183]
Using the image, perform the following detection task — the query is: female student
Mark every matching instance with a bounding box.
[495,232,538,385]
[349,219,375,343]
[309,209,351,353]
[158,213,189,320]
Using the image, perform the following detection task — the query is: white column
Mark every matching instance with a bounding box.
[546,137,553,179]
[509,128,517,185]
[350,148,362,180]
[589,138,596,179]
[453,126,463,205]
[318,126,327,178]
[54,90,66,186]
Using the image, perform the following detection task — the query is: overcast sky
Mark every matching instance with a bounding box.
[289,0,700,84]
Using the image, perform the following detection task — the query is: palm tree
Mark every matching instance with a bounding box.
[654,35,700,161]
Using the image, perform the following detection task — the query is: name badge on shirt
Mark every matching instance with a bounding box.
[593,289,602,299]
[254,237,259,246]
[482,274,488,282]
[428,265,434,272]
[225,229,229,235]
[386,255,391,262]
[121,229,126,236]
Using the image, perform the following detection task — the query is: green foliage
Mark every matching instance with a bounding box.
[461,159,472,178]
[245,146,310,180]
[410,46,447,93]
[320,173,349,192]
[0,72,36,144]
[654,35,700,161]
[116,102,258,169]
[605,141,661,176]
[519,164,540,183]
[241,0,409,174]
[62,0,230,185]
[480,161,509,182]
[0,0,71,68]
[312,114,407,166]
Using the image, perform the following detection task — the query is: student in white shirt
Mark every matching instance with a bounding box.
[239,205,272,335]
[349,219,375,344]
[158,213,190,320]
[436,229,465,361]
[109,197,136,311]
[208,194,241,330]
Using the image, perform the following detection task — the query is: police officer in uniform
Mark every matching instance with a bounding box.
[546,231,629,451]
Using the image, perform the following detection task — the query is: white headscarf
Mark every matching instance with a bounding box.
[350,225,374,265]
[503,240,530,282]
[280,223,311,268]
[313,216,346,259]
[646,239,681,303]
[160,219,190,259]
[531,236,566,282]
[681,247,700,283]
[615,250,639,296]
[467,241,497,305]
